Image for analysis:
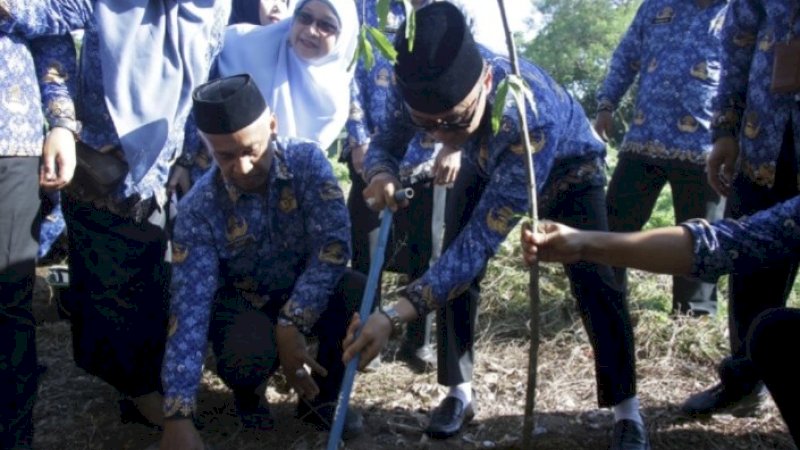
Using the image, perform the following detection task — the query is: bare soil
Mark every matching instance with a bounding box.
[31,269,796,450]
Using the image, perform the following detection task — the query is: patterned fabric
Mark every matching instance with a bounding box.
[38,191,65,259]
[597,0,728,166]
[0,32,75,157]
[3,0,229,205]
[163,137,350,416]
[684,194,800,282]
[364,48,607,316]
[712,0,800,188]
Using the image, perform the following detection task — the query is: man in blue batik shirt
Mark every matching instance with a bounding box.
[0,11,77,447]
[681,0,800,420]
[1,0,230,427]
[160,75,364,450]
[522,193,800,446]
[595,0,728,317]
[343,4,649,449]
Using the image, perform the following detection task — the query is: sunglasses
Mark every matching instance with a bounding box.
[294,10,340,36]
[406,83,485,132]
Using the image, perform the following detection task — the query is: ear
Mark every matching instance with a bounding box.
[269,113,278,134]
[482,65,493,90]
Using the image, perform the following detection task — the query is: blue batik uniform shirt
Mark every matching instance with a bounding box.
[364,49,607,315]
[0,25,76,157]
[712,0,800,189]
[1,0,229,205]
[684,195,800,282]
[597,0,728,167]
[162,137,351,417]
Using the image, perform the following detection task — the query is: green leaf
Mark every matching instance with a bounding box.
[376,0,391,31]
[507,74,538,118]
[360,26,375,71]
[403,1,415,53]
[491,79,510,134]
[366,25,397,63]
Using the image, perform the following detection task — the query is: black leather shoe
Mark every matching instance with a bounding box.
[610,419,650,450]
[424,396,475,439]
[234,392,274,431]
[397,343,437,374]
[297,402,364,441]
[118,398,162,430]
[681,382,766,418]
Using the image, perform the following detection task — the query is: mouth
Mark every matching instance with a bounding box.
[266,14,281,24]
[298,36,319,51]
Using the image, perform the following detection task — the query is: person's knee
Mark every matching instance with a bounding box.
[747,308,794,366]
[215,310,278,387]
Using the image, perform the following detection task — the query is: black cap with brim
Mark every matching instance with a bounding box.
[192,73,267,134]
[394,2,483,114]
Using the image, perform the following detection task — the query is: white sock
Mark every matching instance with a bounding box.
[447,382,472,405]
[613,396,642,425]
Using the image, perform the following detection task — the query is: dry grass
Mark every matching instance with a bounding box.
[31,236,797,449]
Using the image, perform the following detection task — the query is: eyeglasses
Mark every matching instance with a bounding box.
[406,83,485,132]
[294,10,340,36]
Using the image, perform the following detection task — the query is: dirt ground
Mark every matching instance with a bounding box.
[31,269,796,450]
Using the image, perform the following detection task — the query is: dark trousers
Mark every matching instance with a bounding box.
[721,126,799,393]
[606,155,724,315]
[747,308,800,445]
[62,193,170,397]
[346,157,433,349]
[0,157,41,450]
[438,162,636,407]
[209,270,363,408]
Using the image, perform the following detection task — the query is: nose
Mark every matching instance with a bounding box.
[234,156,253,175]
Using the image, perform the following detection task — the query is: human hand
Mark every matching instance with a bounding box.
[168,165,192,199]
[160,418,204,450]
[341,312,392,371]
[40,127,76,191]
[350,143,368,181]
[362,172,406,212]
[521,220,584,265]
[593,111,613,143]
[275,324,327,401]
[706,136,739,197]
[433,145,461,186]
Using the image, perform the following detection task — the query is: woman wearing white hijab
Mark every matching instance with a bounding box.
[217,0,358,150]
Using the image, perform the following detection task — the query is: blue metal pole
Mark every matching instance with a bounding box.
[325,188,413,450]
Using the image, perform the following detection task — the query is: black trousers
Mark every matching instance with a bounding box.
[62,193,170,397]
[439,162,636,407]
[747,307,800,445]
[0,157,41,449]
[346,157,434,349]
[721,125,799,394]
[606,155,724,315]
[209,270,363,408]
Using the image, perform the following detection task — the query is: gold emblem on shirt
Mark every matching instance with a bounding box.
[743,112,760,139]
[758,32,775,52]
[2,85,29,114]
[678,115,699,133]
[226,215,248,242]
[690,62,709,80]
[733,31,756,48]
[486,206,515,234]
[421,284,438,312]
[172,243,189,264]
[647,58,658,73]
[279,186,298,213]
[633,110,645,125]
[42,61,68,84]
[319,241,347,265]
[319,181,344,201]
[653,7,674,24]
[375,67,392,88]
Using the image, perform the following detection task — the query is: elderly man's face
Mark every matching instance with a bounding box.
[202,111,277,193]
[404,65,492,148]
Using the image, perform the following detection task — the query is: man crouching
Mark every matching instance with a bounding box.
[159,74,364,450]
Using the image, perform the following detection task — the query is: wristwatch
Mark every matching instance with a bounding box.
[379,305,404,339]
